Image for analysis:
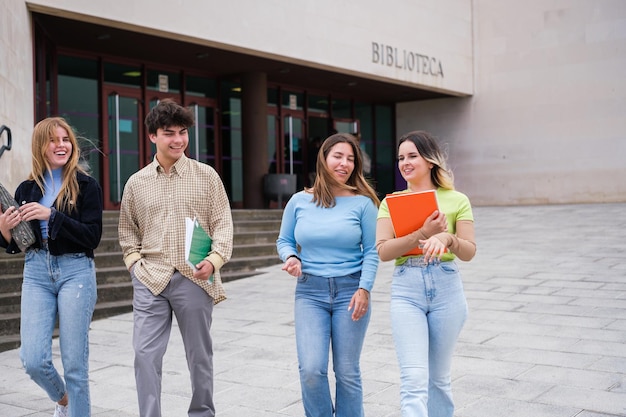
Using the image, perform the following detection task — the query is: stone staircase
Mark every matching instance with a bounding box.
[0,209,283,352]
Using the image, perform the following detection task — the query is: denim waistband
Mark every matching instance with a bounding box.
[403,257,449,267]
[40,239,49,251]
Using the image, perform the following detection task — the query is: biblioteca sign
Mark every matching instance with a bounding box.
[371,42,444,77]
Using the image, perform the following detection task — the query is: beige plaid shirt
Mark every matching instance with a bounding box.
[118,154,233,304]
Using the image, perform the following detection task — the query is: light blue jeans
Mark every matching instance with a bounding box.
[20,248,97,417]
[390,259,467,417]
[294,272,370,417]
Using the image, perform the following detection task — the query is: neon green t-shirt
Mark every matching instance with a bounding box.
[378,187,473,264]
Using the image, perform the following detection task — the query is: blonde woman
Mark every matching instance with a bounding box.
[0,117,103,417]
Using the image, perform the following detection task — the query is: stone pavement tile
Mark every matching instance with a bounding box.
[536,313,615,329]
[218,363,298,390]
[470,317,560,338]
[363,384,402,417]
[454,374,553,402]
[483,332,581,352]
[217,404,294,417]
[92,409,137,417]
[568,339,626,357]
[518,302,600,318]
[456,396,579,417]
[0,392,51,416]
[214,384,302,415]
[452,356,532,379]
[455,341,519,361]
[90,380,138,415]
[516,364,623,390]
[606,319,626,331]
[556,286,626,300]
[499,347,601,368]
[0,403,47,417]
[90,364,135,390]
[590,356,626,374]
[536,385,626,416]
[549,324,626,343]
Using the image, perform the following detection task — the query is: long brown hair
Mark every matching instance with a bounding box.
[309,133,380,208]
[29,117,86,213]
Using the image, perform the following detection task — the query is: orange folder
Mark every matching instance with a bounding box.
[385,189,439,256]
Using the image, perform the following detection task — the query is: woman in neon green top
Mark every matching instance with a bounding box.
[376,130,476,417]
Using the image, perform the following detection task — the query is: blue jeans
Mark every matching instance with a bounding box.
[294,272,370,417]
[390,259,467,417]
[20,248,97,417]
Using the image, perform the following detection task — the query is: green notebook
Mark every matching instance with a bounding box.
[184,217,213,281]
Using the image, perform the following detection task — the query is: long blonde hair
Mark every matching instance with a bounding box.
[309,133,380,208]
[29,117,86,213]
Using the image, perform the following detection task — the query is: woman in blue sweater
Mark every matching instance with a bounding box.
[0,117,103,417]
[277,133,380,417]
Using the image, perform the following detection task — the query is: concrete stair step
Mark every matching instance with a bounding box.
[0,209,284,352]
[0,312,20,337]
[231,209,284,221]
[0,292,20,314]
[222,255,282,275]
[0,255,25,275]
[0,334,20,353]
[96,282,133,303]
[97,236,122,252]
[0,274,22,293]
[233,220,282,233]
[233,230,278,245]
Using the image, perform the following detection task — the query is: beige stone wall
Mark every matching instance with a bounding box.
[0,0,34,192]
[3,1,623,204]
[25,0,473,95]
[397,0,626,205]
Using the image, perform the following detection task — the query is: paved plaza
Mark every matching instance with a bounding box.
[0,203,625,416]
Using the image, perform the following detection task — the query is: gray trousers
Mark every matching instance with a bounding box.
[132,270,215,417]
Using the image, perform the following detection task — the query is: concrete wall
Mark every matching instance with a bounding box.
[3,0,623,204]
[397,0,626,205]
[0,0,34,192]
[26,0,473,95]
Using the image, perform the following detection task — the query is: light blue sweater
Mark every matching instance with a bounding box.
[39,168,63,239]
[276,191,379,291]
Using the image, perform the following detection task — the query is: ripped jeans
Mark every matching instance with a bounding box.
[20,248,97,417]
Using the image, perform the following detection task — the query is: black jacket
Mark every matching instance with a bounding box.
[0,172,103,258]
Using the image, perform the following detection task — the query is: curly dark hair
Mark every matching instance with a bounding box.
[145,98,195,134]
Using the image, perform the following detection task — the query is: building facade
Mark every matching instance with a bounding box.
[1,0,624,207]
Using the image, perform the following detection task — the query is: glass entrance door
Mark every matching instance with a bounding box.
[283,114,305,190]
[103,90,143,209]
[187,103,217,168]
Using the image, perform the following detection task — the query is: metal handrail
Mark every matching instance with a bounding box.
[0,125,12,158]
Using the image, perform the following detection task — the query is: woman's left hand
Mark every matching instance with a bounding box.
[349,288,370,321]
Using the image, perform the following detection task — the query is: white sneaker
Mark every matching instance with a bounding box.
[53,403,69,417]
